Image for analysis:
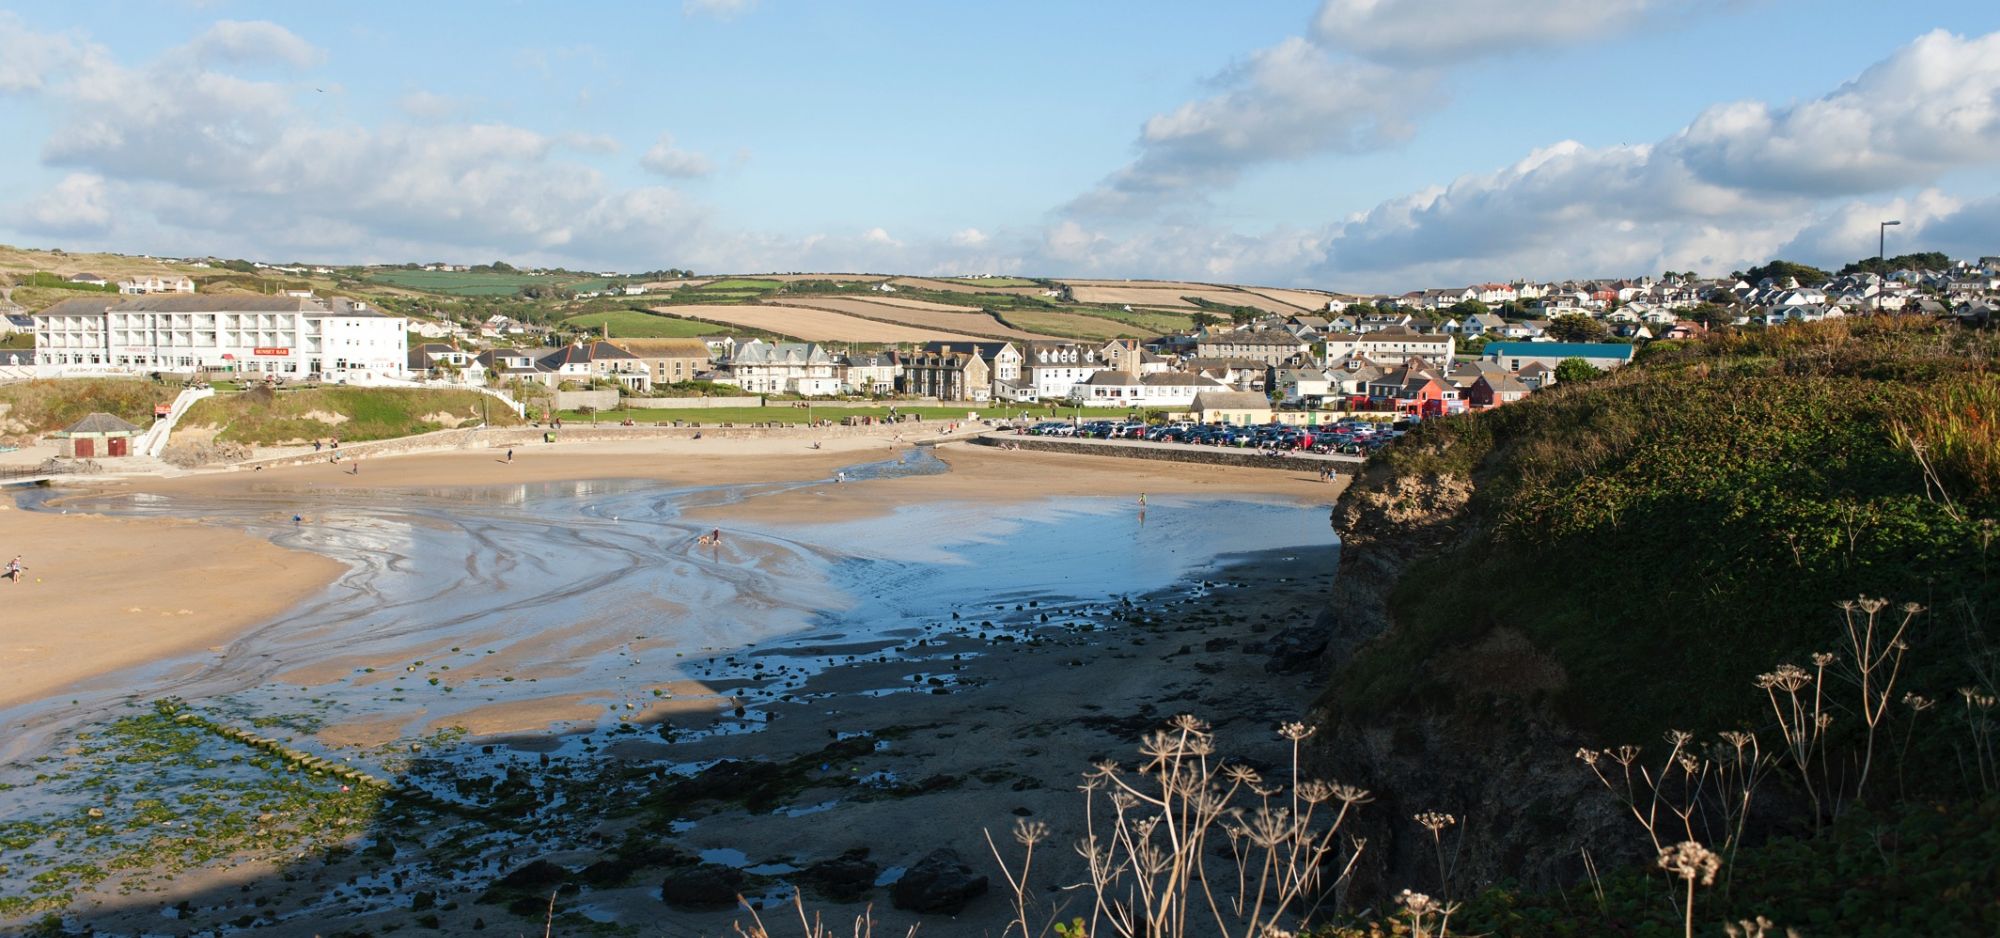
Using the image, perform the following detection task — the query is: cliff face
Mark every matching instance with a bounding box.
[1302,460,1636,904]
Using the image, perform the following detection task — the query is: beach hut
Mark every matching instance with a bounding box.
[51,412,143,458]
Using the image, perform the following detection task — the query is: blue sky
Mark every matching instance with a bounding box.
[2,0,1998,290]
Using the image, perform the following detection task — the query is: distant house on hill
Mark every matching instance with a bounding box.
[67,273,109,287]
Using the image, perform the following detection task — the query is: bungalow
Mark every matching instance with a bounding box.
[67,273,109,287]
[1191,391,1274,426]
[1482,341,1634,373]
[1273,367,1333,404]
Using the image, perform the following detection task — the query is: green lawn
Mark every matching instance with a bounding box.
[562,309,717,338]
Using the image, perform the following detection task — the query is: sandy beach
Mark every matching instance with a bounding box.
[0,502,344,710]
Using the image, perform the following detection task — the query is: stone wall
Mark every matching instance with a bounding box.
[552,388,620,411]
[616,395,763,409]
[968,433,1360,470]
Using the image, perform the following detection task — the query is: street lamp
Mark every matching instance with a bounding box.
[1877,220,1901,313]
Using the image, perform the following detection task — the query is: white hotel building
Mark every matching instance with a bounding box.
[33,295,408,382]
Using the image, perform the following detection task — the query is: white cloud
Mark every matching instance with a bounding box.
[1314,29,2000,287]
[1,19,714,270]
[398,89,467,120]
[18,173,113,236]
[1311,0,1706,60]
[0,12,85,93]
[1668,29,2000,195]
[683,0,756,19]
[178,20,324,68]
[948,227,988,247]
[862,227,901,247]
[1069,37,1436,216]
[639,134,715,178]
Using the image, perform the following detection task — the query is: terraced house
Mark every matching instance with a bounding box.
[1193,328,1308,365]
[896,347,991,401]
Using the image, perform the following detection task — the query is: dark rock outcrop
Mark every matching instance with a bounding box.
[801,848,879,903]
[660,862,746,909]
[889,848,987,914]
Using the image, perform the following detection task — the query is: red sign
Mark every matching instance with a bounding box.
[253,347,291,356]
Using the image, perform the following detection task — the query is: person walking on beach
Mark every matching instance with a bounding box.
[506,448,514,463]
[1138,492,1147,508]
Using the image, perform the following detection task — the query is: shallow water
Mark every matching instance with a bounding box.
[2,452,1330,769]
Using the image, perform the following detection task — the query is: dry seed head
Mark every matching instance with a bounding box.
[1756,664,1811,692]
[1664,729,1693,747]
[1677,754,1700,776]
[1811,652,1836,668]
[1719,730,1754,751]
[1222,764,1262,786]
[1329,783,1373,805]
[1902,692,1934,712]
[1413,811,1456,834]
[1857,596,1889,615]
[1815,713,1835,730]
[1296,780,1335,805]
[1610,745,1643,766]
[1013,818,1049,847]
[1396,889,1442,916]
[1170,713,1210,735]
[1903,602,1925,615]
[1656,840,1721,886]
[1574,747,1601,766]
[1277,721,1316,742]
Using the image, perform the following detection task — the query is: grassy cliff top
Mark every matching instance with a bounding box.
[1334,318,2000,742]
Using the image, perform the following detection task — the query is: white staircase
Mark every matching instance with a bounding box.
[136,387,214,458]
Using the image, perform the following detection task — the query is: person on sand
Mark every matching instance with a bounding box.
[5,555,24,584]
[313,440,322,453]
[506,448,514,463]
[711,528,722,546]
[293,514,302,526]
[1138,492,1147,507]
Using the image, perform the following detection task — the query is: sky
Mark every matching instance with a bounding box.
[1,0,1998,291]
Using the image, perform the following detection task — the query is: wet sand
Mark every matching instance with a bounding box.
[3,431,1349,935]
[0,502,344,709]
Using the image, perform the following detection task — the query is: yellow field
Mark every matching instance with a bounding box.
[777,297,1055,341]
[1242,288,1333,311]
[648,304,988,343]
[888,277,1049,297]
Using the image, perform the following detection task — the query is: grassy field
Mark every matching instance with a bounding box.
[941,277,1039,288]
[0,379,178,436]
[180,387,523,444]
[699,278,781,292]
[562,309,718,338]
[363,270,612,297]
